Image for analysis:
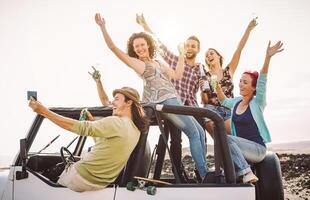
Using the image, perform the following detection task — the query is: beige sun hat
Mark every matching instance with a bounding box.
[113,87,145,117]
[112,87,140,104]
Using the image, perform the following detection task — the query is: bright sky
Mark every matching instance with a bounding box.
[1,0,310,158]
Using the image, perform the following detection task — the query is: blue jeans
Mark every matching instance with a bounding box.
[204,104,231,122]
[161,98,207,177]
[227,135,267,177]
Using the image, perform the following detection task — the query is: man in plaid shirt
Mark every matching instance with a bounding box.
[159,39,205,107]
[137,14,207,181]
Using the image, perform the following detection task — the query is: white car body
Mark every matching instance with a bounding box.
[0,105,282,200]
[1,166,254,200]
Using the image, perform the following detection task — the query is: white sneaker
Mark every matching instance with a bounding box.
[242,171,258,183]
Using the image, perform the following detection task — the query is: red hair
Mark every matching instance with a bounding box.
[243,70,259,88]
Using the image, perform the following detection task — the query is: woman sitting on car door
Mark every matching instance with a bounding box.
[214,41,283,183]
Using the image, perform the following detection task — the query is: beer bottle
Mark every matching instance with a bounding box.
[200,65,210,92]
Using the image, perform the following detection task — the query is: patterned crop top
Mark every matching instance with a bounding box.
[206,66,234,106]
[141,60,177,103]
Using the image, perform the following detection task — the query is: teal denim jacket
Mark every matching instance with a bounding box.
[220,73,271,143]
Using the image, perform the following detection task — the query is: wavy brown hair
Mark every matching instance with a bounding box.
[124,96,150,133]
[205,48,224,67]
[126,32,157,59]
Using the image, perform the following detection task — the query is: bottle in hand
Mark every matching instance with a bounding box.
[200,65,210,92]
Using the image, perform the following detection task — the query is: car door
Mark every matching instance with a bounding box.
[13,165,116,200]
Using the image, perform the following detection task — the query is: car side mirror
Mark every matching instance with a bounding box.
[16,138,29,180]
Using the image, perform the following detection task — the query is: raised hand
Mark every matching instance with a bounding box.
[178,42,185,56]
[266,41,284,58]
[261,41,284,74]
[136,13,146,26]
[136,13,154,34]
[88,66,101,81]
[247,18,258,31]
[80,108,94,121]
[28,97,48,116]
[95,13,105,27]
[85,110,95,121]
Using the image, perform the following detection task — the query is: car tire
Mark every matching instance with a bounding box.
[254,151,284,200]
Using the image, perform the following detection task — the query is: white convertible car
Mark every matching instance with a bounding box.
[0,104,284,200]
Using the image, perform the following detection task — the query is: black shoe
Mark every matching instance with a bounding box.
[202,170,225,184]
[202,172,216,183]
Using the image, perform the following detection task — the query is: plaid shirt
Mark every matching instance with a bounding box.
[159,43,206,107]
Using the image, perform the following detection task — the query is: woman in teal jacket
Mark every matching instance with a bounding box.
[215,41,283,183]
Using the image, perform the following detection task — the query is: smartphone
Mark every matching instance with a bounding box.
[27,91,37,100]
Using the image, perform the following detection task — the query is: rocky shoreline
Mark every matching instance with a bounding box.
[279,154,310,200]
[151,153,310,200]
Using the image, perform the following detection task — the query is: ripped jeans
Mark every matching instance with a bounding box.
[227,135,267,177]
[161,97,207,177]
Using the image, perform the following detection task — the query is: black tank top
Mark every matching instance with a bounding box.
[232,101,265,147]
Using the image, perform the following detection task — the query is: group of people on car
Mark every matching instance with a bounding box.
[28,11,283,192]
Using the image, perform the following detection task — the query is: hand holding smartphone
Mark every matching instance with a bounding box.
[27,91,37,101]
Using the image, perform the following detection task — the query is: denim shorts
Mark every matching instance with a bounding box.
[204,104,231,122]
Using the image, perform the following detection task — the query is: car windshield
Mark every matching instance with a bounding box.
[28,118,94,155]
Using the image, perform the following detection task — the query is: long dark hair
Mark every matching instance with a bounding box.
[206,48,224,67]
[126,32,157,59]
[125,96,150,133]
